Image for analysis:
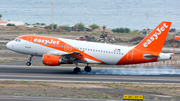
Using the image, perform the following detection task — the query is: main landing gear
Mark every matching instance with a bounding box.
[26,55,33,66]
[73,62,81,74]
[84,65,91,72]
[74,67,81,74]
[73,63,92,74]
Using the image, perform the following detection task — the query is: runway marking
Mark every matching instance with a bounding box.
[0,74,179,82]
[153,95,172,98]
[0,75,179,81]
[0,79,179,85]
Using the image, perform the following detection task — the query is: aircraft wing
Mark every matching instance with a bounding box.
[165,53,173,56]
[46,50,86,62]
[46,50,77,55]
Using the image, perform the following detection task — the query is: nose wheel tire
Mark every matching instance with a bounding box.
[74,67,81,74]
[84,66,91,72]
[26,62,31,66]
[26,55,33,66]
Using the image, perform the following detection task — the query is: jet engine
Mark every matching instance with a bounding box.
[42,54,67,66]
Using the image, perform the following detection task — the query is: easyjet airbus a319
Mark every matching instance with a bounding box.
[6,21,172,73]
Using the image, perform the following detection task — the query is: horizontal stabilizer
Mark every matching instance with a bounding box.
[143,54,159,60]
[165,53,173,56]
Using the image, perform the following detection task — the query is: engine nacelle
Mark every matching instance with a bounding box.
[42,54,68,66]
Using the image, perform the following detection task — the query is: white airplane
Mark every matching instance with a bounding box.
[6,21,172,73]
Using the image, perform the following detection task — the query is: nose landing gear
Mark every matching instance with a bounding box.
[26,62,31,66]
[26,55,33,66]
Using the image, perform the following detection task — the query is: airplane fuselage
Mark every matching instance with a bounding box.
[7,35,171,65]
[6,21,172,73]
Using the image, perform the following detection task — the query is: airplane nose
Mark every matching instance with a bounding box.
[6,42,10,49]
[6,41,13,49]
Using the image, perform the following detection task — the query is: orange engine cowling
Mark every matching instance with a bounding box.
[42,54,62,66]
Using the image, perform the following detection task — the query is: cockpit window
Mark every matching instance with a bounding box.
[14,38,18,41]
[14,38,21,42]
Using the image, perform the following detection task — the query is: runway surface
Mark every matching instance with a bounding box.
[0,65,180,101]
[0,65,179,84]
[0,95,125,101]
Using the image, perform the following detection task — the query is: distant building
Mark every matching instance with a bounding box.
[59,25,93,32]
[7,21,25,26]
[0,20,7,26]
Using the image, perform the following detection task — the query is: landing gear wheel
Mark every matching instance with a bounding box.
[26,62,31,66]
[84,66,91,72]
[26,55,33,66]
[74,67,81,74]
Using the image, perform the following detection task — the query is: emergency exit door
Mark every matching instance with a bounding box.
[127,50,133,61]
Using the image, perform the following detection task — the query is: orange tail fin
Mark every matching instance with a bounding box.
[135,21,172,53]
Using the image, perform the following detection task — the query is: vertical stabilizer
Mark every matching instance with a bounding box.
[135,21,171,53]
